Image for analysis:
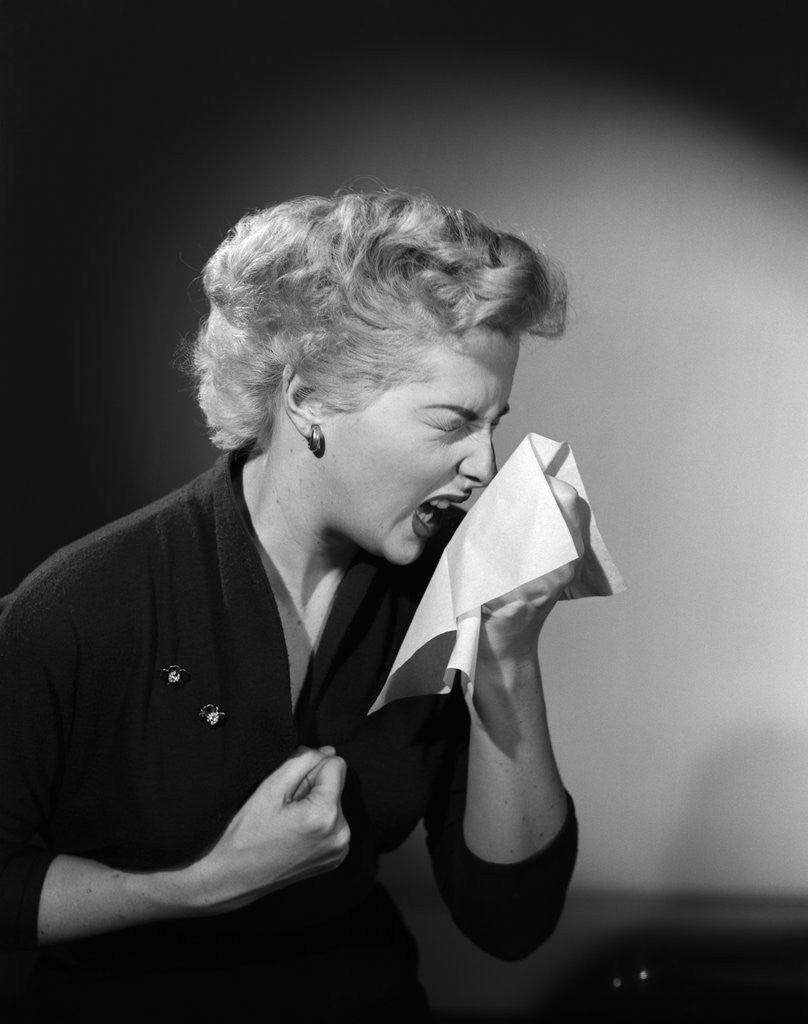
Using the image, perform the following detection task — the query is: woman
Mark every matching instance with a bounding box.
[0,190,582,1022]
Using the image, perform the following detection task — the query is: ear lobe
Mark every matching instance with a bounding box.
[282,366,322,438]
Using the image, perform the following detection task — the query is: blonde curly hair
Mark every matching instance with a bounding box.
[192,189,566,451]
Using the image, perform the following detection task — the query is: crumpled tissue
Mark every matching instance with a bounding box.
[368,433,626,715]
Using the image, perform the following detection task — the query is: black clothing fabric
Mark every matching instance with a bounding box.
[0,452,577,1018]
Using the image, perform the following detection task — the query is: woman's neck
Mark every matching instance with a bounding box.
[240,444,355,611]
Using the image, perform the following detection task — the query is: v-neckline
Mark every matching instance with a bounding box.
[226,452,378,736]
[297,552,379,735]
[253,548,344,710]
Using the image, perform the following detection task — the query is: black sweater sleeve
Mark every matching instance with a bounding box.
[0,590,73,951]
[423,695,578,961]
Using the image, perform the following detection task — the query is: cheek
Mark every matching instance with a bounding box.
[362,474,424,529]
[329,424,446,514]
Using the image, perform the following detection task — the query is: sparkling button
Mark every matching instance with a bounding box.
[161,664,190,687]
[198,703,227,727]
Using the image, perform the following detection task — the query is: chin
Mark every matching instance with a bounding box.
[383,550,422,567]
[376,534,427,567]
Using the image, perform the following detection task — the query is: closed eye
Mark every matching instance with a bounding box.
[430,403,509,434]
[433,419,504,451]
[436,418,472,433]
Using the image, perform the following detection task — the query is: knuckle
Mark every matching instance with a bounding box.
[298,802,326,832]
[311,798,346,839]
[553,479,579,510]
[309,804,340,838]
[322,806,341,835]
[331,837,351,866]
[558,563,576,586]
[333,822,351,850]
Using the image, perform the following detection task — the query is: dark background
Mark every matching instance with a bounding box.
[2,5,808,1020]
[2,0,807,593]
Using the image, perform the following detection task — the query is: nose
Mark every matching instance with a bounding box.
[458,432,498,489]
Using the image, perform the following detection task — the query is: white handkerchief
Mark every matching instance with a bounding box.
[368,433,625,715]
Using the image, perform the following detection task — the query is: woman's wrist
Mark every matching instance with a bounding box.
[470,651,547,738]
[478,614,544,666]
[153,855,243,918]
[114,862,202,920]
[476,637,541,682]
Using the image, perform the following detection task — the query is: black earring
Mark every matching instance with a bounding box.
[307,424,325,458]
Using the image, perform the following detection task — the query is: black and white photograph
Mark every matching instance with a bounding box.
[2,3,807,1021]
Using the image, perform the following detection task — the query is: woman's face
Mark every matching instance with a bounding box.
[315,327,518,565]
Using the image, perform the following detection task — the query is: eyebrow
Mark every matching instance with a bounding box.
[424,403,511,421]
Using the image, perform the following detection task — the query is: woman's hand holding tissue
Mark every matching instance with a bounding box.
[463,478,587,863]
[478,477,591,667]
[367,434,625,715]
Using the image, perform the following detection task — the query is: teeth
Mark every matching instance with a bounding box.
[415,504,436,524]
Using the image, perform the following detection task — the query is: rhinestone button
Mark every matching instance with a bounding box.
[198,703,227,727]
[161,665,190,687]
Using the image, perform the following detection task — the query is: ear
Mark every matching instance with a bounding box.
[281,365,324,440]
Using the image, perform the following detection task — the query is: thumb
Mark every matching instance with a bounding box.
[273,747,334,802]
[547,476,588,558]
[306,754,347,804]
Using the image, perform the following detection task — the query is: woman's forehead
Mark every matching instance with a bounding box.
[410,336,517,411]
[427,329,518,384]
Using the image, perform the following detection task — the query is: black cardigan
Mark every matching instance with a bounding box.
[0,453,576,987]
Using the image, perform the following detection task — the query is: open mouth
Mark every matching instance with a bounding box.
[413,498,452,536]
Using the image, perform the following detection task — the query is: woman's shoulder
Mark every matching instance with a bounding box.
[1,458,225,628]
